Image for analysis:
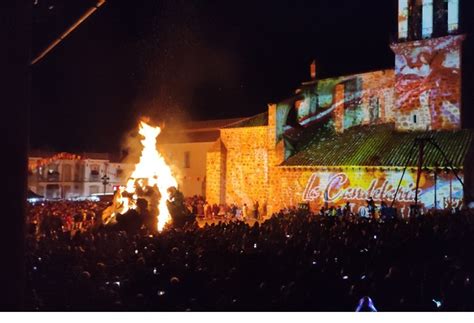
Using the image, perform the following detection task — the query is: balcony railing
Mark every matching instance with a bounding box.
[46,172,60,182]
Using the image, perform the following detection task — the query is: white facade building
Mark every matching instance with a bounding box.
[28,151,134,199]
[158,118,245,198]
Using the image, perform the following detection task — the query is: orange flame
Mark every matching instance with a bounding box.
[120,121,177,231]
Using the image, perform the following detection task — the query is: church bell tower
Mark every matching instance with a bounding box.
[391,0,465,131]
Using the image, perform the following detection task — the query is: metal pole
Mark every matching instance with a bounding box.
[450,174,453,208]
[414,139,425,210]
[428,139,466,189]
[30,0,106,66]
[434,170,437,209]
[427,139,470,203]
[391,141,418,208]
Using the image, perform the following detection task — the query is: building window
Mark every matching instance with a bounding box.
[63,185,71,199]
[413,114,418,123]
[184,151,190,169]
[46,184,60,199]
[369,96,380,123]
[63,164,72,182]
[47,169,60,182]
[90,185,99,195]
[90,167,100,182]
[74,164,81,181]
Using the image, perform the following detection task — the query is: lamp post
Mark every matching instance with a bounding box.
[101,174,110,195]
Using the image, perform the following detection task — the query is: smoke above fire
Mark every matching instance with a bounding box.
[133,0,241,122]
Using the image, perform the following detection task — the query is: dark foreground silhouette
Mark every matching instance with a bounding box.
[25,203,474,311]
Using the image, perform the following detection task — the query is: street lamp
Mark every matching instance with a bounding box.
[101,174,110,195]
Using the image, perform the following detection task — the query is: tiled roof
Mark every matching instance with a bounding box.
[179,118,247,130]
[224,112,268,128]
[159,118,248,144]
[281,123,474,167]
[159,130,221,144]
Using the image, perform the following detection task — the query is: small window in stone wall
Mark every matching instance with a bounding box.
[184,151,190,169]
[369,96,380,123]
[413,114,417,124]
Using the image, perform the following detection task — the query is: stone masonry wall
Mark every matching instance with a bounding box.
[335,69,395,133]
[205,139,226,205]
[267,104,289,215]
[220,126,270,207]
[205,107,286,214]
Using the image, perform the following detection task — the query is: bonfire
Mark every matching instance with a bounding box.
[102,121,177,231]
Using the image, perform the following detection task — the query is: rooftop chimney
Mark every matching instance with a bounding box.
[310,60,317,80]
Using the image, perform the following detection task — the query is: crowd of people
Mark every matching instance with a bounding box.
[24,198,474,311]
[27,200,110,235]
[184,196,267,222]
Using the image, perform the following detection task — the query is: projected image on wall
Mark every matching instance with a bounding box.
[283,70,394,135]
[392,35,464,130]
[302,169,463,217]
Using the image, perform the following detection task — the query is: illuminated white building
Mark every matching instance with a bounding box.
[157,118,245,198]
[28,151,134,199]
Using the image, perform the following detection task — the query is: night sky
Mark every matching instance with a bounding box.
[30,0,474,153]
